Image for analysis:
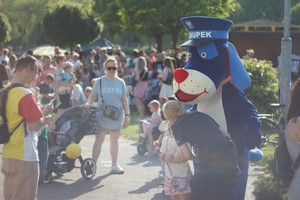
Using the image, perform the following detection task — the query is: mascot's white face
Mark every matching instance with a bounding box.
[173,42,230,104]
[173,68,216,104]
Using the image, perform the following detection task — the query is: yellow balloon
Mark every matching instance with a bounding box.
[65,142,81,159]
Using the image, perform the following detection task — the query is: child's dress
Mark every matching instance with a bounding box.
[160,135,192,195]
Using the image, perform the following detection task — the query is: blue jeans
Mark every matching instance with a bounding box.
[38,137,49,186]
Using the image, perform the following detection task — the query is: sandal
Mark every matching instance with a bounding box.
[145,150,154,156]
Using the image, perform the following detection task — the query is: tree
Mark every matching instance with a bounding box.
[0,0,94,46]
[92,0,235,52]
[0,12,11,44]
[230,0,300,24]
[0,0,51,45]
[43,1,100,51]
[243,59,278,114]
[291,3,300,25]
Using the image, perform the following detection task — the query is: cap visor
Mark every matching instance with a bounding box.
[180,38,217,47]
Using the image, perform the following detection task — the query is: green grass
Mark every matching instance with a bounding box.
[121,114,147,141]
[261,146,275,157]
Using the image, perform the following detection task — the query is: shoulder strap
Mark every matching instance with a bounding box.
[140,70,147,80]
[6,83,25,91]
[99,78,105,106]
[165,136,173,176]
[10,119,25,135]
[3,83,26,135]
[1,83,25,110]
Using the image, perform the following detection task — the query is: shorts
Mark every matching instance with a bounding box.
[58,93,72,109]
[133,81,148,99]
[2,158,39,200]
[57,86,71,94]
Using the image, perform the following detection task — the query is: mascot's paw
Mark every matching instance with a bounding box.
[249,149,264,163]
[241,130,261,149]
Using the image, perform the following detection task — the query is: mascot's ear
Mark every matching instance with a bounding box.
[223,42,251,90]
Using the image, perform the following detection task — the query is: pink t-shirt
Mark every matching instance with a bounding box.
[39,65,56,83]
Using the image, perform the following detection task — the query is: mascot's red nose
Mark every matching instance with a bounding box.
[174,68,189,83]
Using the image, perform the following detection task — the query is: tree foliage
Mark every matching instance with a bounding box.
[291,3,300,25]
[252,175,287,200]
[0,0,93,46]
[230,0,300,24]
[43,1,100,49]
[92,0,236,52]
[0,0,46,45]
[0,12,11,44]
[243,59,279,114]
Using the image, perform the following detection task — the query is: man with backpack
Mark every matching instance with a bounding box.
[1,55,53,200]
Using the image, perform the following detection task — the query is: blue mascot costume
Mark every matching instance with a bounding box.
[173,16,262,200]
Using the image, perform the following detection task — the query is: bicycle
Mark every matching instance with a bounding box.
[258,103,285,148]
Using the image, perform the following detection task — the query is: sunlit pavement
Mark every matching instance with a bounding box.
[0,135,260,200]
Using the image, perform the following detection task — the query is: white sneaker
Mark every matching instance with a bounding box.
[140,133,147,138]
[111,163,124,174]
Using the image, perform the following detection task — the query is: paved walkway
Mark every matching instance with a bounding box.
[0,135,264,199]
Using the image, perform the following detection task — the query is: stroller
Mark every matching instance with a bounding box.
[44,106,97,184]
[136,121,162,155]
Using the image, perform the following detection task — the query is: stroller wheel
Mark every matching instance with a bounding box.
[43,172,52,184]
[81,158,97,179]
[137,143,147,155]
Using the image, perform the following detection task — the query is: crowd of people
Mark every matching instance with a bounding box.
[0,44,190,200]
[2,41,300,200]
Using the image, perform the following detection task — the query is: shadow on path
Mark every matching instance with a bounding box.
[127,153,161,167]
[128,177,164,195]
[37,173,111,200]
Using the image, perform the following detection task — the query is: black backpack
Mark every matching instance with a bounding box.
[0,83,25,144]
[272,137,300,189]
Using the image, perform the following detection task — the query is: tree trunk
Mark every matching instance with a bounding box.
[171,32,179,57]
[155,34,163,52]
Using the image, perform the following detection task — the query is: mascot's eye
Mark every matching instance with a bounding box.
[197,42,218,60]
[189,53,192,59]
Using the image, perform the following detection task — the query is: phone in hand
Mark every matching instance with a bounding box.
[48,99,55,105]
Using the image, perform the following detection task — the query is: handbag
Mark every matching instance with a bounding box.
[103,105,121,120]
[99,78,121,120]
[163,72,173,85]
[165,136,190,191]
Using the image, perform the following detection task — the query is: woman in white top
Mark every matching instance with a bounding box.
[159,57,174,105]
[286,79,300,200]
